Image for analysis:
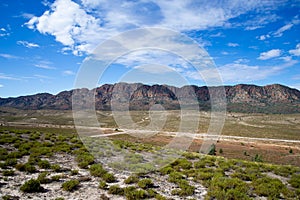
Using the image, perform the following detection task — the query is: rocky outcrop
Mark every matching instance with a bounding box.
[0,83,299,113]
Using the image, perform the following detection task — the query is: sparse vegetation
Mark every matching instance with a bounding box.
[0,126,299,199]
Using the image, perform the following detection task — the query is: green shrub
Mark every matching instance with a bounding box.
[37,172,51,184]
[155,194,167,200]
[2,170,15,176]
[0,147,8,160]
[219,148,223,154]
[108,185,124,195]
[78,161,89,169]
[208,144,216,155]
[20,179,44,193]
[38,160,51,169]
[4,158,17,167]
[253,154,263,162]
[138,178,154,189]
[2,170,14,176]
[99,180,107,190]
[76,152,94,168]
[124,175,139,184]
[2,195,18,200]
[171,158,192,170]
[124,186,148,200]
[159,166,174,175]
[89,164,107,177]
[252,177,285,198]
[62,180,80,192]
[174,180,195,196]
[51,175,61,182]
[103,173,116,183]
[289,174,300,188]
[71,169,79,175]
[16,162,37,173]
[207,176,250,200]
[168,172,184,183]
[51,164,61,172]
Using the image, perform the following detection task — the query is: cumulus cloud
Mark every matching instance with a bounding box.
[17,40,40,48]
[0,84,3,88]
[289,43,300,56]
[26,0,105,55]
[26,0,284,56]
[258,49,281,60]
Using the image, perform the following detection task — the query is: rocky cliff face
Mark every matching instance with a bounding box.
[1,83,299,113]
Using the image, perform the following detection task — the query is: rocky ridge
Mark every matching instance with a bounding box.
[0,83,299,113]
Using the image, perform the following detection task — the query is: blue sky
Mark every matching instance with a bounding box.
[0,0,300,97]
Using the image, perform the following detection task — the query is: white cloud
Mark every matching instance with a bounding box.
[289,43,300,56]
[17,40,40,48]
[26,0,284,56]
[0,53,20,59]
[234,58,249,64]
[221,51,229,55]
[210,32,224,37]
[62,70,75,75]
[273,23,293,37]
[26,0,105,55]
[133,64,175,74]
[0,73,19,80]
[34,61,56,70]
[0,84,3,88]
[0,28,9,37]
[218,63,283,82]
[258,34,270,41]
[227,42,239,47]
[258,49,281,60]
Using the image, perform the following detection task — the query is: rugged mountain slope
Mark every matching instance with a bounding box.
[0,83,299,113]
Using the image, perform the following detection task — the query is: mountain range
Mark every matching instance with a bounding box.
[1,83,300,113]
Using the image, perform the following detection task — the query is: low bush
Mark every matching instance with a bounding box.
[289,174,300,188]
[108,185,124,195]
[252,177,286,198]
[16,163,37,173]
[207,176,250,200]
[168,172,184,183]
[70,169,79,175]
[38,160,51,169]
[124,175,139,184]
[37,172,52,184]
[20,179,44,193]
[51,164,61,172]
[62,180,80,192]
[99,180,108,190]
[89,164,107,177]
[103,173,116,183]
[124,186,148,200]
[2,170,14,176]
[138,178,154,189]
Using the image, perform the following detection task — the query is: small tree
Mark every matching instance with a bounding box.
[208,144,216,155]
